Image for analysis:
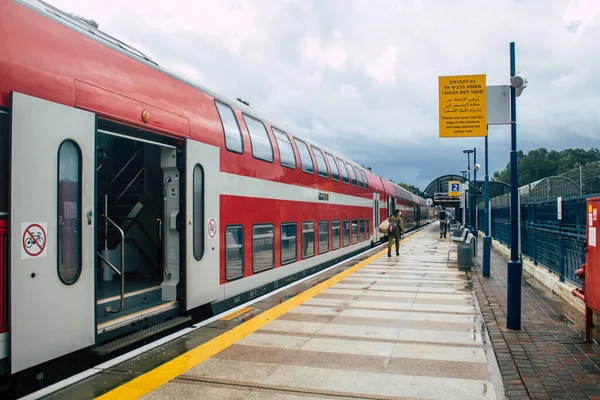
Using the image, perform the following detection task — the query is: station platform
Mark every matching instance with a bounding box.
[43,224,506,400]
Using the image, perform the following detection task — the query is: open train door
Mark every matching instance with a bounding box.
[373,192,380,243]
[10,92,96,373]
[185,139,220,310]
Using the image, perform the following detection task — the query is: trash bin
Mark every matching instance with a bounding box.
[457,242,474,269]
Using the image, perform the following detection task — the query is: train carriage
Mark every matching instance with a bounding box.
[0,0,433,382]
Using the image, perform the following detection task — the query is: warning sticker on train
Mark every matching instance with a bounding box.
[21,222,47,259]
[208,218,217,238]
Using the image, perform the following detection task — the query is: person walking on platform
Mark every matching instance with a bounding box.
[387,209,404,257]
[438,206,448,238]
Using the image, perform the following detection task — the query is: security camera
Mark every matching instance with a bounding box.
[510,75,528,97]
[474,163,481,172]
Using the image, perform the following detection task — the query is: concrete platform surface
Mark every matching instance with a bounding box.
[95,224,505,400]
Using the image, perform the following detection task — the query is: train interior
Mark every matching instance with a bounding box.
[94,120,187,346]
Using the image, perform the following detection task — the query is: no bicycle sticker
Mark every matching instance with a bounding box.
[21,222,48,259]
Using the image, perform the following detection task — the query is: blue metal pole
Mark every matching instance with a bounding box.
[507,41,522,330]
[467,154,471,228]
[472,148,477,257]
[483,126,491,277]
[473,148,477,232]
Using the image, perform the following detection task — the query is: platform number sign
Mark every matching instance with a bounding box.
[21,222,48,259]
[448,181,461,197]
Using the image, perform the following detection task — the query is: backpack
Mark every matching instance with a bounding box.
[439,211,447,220]
[388,218,397,234]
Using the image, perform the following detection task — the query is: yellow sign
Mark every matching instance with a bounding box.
[439,74,487,137]
[448,181,461,197]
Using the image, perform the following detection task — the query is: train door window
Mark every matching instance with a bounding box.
[193,164,205,261]
[318,221,329,254]
[347,165,357,186]
[332,220,341,250]
[359,219,365,241]
[272,128,296,169]
[293,138,314,174]
[311,146,329,179]
[225,225,244,281]
[352,219,358,243]
[215,101,243,154]
[366,219,370,238]
[342,220,350,247]
[337,159,349,184]
[325,153,340,181]
[57,140,82,285]
[243,114,273,162]
[0,111,8,214]
[354,167,364,188]
[302,221,315,258]
[280,223,297,265]
[252,224,274,273]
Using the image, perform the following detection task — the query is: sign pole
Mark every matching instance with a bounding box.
[472,148,477,257]
[483,125,491,277]
[473,148,477,232]
[507,41,522,330]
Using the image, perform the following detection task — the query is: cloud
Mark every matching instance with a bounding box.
[49,0,600,190]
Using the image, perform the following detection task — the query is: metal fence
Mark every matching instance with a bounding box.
[477,193,589,285]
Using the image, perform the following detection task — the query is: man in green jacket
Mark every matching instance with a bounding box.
[387,209,404,257]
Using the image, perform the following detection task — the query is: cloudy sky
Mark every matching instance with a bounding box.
[49,0,600,190]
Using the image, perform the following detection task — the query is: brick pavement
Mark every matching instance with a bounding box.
[472,238,600,399]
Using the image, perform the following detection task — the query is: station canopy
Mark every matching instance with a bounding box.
[422,174,510,206]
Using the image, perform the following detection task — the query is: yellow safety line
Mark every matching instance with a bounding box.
[96,231,421,399]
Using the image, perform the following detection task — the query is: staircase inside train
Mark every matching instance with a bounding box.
[93,121,190,354]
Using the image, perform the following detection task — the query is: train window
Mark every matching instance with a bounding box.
[347,164,357,186]
[243,114,273,162]
[280,223,297,265]
[352,219,358,243]
[318,221,329,254]
[337,159,349,184]
[0,112,8,214]
[366,219,370,239]
[362,170,369,189]
[272,128,296,169]
[354,166,364,188]
[252,224,274,273]
[215,101,243,154]
[57,140,82,285]
[325,153,340,181]
[294,139,314,174]
[225,225,244,281]
[342,220,350,247]
[193,164,205,261]
[301,221,315,258]
[332,220,340,250]
[359,219,365,241]
[311,146,329,179]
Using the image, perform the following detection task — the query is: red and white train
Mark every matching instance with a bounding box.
[0,0,434,381]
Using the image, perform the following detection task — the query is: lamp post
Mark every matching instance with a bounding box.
[483,125,491,277]
[460,169,467,224]
[507,41,527,330]
[463,149,474,229]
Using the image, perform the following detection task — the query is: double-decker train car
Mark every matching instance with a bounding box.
[0,0,434,382]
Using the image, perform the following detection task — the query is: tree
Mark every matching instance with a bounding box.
[492,147,600,186]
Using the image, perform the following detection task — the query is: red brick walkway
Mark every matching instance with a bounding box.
[472,239,600,399]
